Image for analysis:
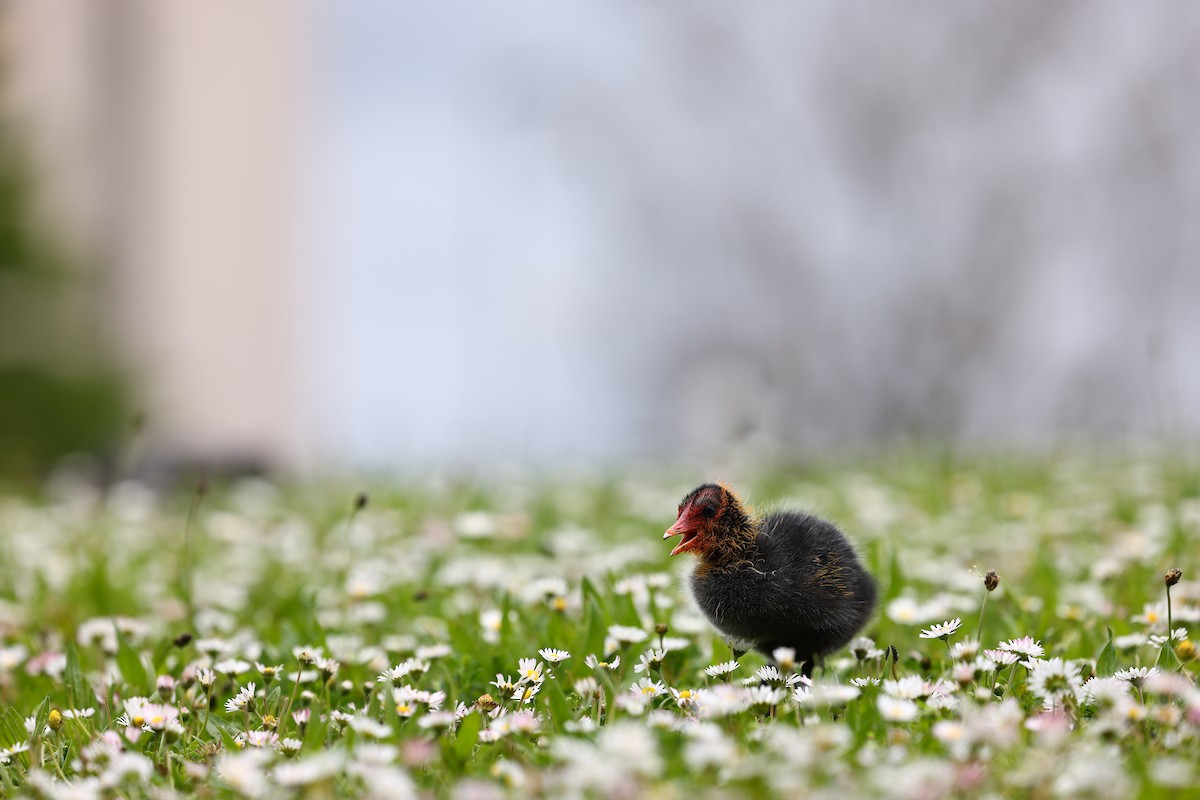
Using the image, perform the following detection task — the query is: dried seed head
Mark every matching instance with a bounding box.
[354,492,369,511]
[1165,568,1182,587]
[984,571,1000,592]
[654,623,669,636]
[475,693,498,713]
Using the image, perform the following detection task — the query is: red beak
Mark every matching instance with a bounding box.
[663,521,700,556]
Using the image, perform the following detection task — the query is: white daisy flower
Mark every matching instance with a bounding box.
[883,675,929,700]
[607,625,648,645]
[745,685,786,708]
[479,610,503,644]
[798,682,861,707]
[703,660,739,678]
[694,685,751,718]
[983,649,1021,667]
[416,644,452,660]
[1114,666,1159,688]
[276,738,303,757]
[1026,657,1083,708]
[517,658,544,684]
[877,695,920,722]
[573,677,601,699]
[1076,676,1129,707]
[512,683,541,704]
[585,654,621,671]
[224,682,256,714]
[633,649,667,674]
[631,678,666,698]
[998,636,1044,659]
[670,688,698,709]
[950,641,979,661]
[772,647,797,671]
[919,618,963,640]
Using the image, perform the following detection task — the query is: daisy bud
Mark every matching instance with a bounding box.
[262,715,278,730]
[173,632,194,648]
[1165,569,1182,587]
[354,492,369,511]
[475,694,498,713]
[984,571,999,592]
[654,623,669,636]
[47,710,63,731]
[1176,639,1196,662]
[157,675,176,698]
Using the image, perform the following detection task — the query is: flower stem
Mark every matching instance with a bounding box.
[1166,584,1174,641]
[281,671,303,735]
[976,591,990,644]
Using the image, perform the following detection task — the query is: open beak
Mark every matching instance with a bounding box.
[663,522,700,556]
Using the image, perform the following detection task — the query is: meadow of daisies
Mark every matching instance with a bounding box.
[0,453,1198,799]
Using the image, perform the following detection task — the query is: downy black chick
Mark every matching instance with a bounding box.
[664,483,876,676]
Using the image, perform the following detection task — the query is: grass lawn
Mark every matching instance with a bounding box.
[0,451,1197,798]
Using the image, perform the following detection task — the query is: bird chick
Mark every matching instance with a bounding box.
[664,483,876,676]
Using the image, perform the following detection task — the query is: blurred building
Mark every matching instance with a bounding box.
[2,1,305,472]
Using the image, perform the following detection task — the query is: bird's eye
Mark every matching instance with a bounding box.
[700,504,716,518]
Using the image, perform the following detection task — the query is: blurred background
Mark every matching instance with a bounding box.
[2,1,1199,480]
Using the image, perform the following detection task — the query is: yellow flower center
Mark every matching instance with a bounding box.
[678,690,692,699]
[396,704,412,715]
